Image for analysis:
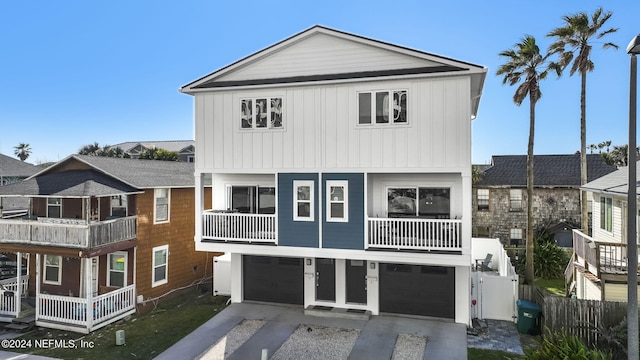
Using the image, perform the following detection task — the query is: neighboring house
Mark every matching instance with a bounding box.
[181,25,487,325]
[0,155,217,333]
[0,153,39,217]
[473,154,616,246]
[568,163,640,302]
[110,140,195,162]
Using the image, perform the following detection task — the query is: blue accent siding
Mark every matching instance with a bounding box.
[322,173,365,250]
[278,173,319,248]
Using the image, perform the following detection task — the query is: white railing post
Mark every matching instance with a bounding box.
[85,258,93,331]
[35,253,40,321]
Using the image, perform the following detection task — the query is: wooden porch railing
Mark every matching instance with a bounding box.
[0,216,137,249]
[37,284,136,332]
[202,212,276,243]
[573,229,637,276]
[368,217,462,251]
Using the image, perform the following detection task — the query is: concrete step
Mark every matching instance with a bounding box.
[304,305,371,321]
[5,322,30,332]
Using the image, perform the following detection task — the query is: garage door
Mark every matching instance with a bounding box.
[379,263,455,319]
[243,256,303,305]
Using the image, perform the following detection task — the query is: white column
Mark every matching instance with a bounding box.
[455,265,471,325]
[194,172,204,243]
[461,174,472,255]
[230,253,242,303]
[35,253,41,319]
[366,261,379,315]
[85,257,93,330]
[15,252,21,315]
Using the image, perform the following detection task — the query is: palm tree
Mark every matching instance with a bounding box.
[497,35,552,285]
[547,7,618,234]
[14,143,31,161]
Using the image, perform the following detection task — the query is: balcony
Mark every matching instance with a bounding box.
[368,217,462,251]
[0,216,137,249]
[202,211,276,243]
[571,229,637,277]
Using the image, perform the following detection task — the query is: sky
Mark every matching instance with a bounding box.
[0,1,639,165]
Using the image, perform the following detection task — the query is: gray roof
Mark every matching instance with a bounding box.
[0,169,140,197]
[27,155,196,190]
[0,153,39,178]
[476,154,617,187]
[110,140,194,154]
[581,162,640,196]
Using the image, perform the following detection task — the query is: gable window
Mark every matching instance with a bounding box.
[510,228,523,246]
[327,181,348,222]
[152,245,168,287]
[108,252,127,288]
[293,181,314,221]
[111,195,128,217]
[241,97,283,129]
[509,189,523,211]
[47,198,62,218]
[477,189,489,211]
[600,196,613,232]
[43,255,62,285]
[227,186,276,214]
[154,188,170,223]
[358,90,407,125]
[388,187,450,219]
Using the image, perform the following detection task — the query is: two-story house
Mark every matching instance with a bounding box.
[473,154,616,246]
[0,155,216,333]
[110,140,195,162]
[567,163,640,302]
[181,26,486,325]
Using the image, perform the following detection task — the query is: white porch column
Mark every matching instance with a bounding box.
[461,174,472,255]
[194,172,205,243]
[15,252,21,315]
[85,257,93,331]
[35,253,40,319]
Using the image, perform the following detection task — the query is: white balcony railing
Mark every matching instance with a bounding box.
[368,217,462,251]
[0,216,137,249]
[202,211,276,243]
[37,284,136,331]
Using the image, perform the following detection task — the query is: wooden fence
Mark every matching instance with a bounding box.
[519,284,627,347]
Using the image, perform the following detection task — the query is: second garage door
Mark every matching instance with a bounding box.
[379,263,455,319]
[243,256,304,305]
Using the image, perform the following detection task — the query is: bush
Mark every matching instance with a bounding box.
[517,240,569,279]
[524,331,612,360]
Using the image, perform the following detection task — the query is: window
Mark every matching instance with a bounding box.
[241,97,283,129]
[43,255,62,285]
[293,181,314,221]
[509,189,523,211]
[47,198,62,218]
[227,186,275,214]
[152,245,168,287]
[154,188,170,223]
[326,181,348,222]
[358,90,407,125]
[187,155,194,163]
[388,187,450,219]
[510,229,523,246]
[108,252,127,287]
[600,196,613,232]
[111,195,128,217]
[477,189,489,211]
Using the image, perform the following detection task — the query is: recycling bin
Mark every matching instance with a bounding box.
[517,299,542,334]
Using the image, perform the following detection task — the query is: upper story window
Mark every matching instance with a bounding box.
[477,189,489,211]
[228,186,275,214]
[327,181,348,222]
[293,181,314,221]
[111,195,128,217]
[509,189,523,211]
[47,198,62,218]
[358,90,407,125]
[600,196,613,232]
[388,187,450,219]
[154,188,170,224]
[241,97,283,130]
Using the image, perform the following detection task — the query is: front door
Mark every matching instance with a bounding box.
[346,260,367,304]
[316,258,335,301]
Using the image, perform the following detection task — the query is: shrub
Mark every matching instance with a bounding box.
[524,331,612,360]
[517,240,569,279]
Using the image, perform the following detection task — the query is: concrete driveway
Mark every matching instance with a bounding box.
[155,303,467,360]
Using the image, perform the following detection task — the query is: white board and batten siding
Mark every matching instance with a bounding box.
[194,76,472,173]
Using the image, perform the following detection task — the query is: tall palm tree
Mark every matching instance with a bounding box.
[14,143,32,161]
[497,35,552,285]
[547,7,618,234]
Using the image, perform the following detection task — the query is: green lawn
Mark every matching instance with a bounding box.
[12,289,228,360]
[534,278,565,296]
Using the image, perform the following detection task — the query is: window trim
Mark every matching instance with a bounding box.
[510,228,523,245]
[357,89,408,126]
[47,197,62,218]
[293,180,314,221]
[226,185,276,214]
[326,180,348,223]
[387,186,451,219]
[509,189,523,211]
[600,196,613,233]
[154,188,170,224]
[43,255,62,285]
[152,245,169,287]
[107,251,128,288]
[477,189,489,211]
[240,96,284,130]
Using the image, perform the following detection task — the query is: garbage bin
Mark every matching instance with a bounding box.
[516,299,542,334]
